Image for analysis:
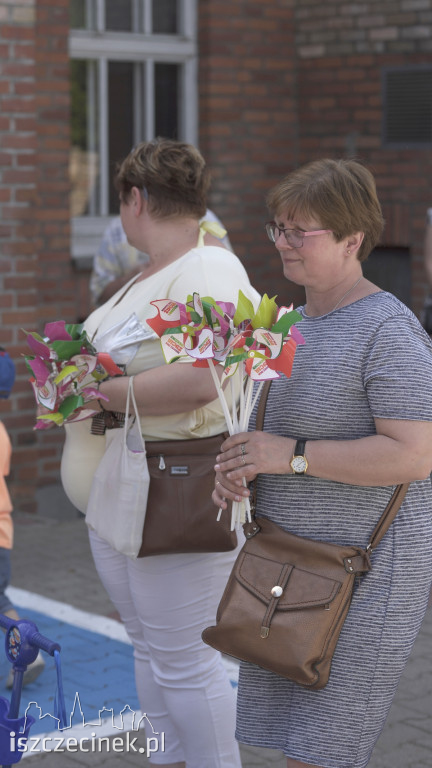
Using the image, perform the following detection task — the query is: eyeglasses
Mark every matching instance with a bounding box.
[265,222,333,248]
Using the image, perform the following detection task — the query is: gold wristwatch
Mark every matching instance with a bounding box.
[290,439,308,475]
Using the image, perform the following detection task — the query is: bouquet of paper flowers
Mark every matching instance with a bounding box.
[147,290,305,528]
[24,320,124,429]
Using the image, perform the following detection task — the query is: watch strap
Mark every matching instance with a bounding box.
[294,439,306,457]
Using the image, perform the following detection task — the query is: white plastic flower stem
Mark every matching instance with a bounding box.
[210,359,253,527]
[230,376,239,434]
[207,359,234,435]
[241,377,254,432]
[250,380,265,420]
[239,360,245,430]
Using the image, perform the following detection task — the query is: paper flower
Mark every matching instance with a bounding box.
[24,321,124,429]
[147,291,305,528]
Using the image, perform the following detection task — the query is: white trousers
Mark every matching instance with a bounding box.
[89,530,243,768]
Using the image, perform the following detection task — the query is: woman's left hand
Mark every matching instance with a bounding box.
[215,431,294,481]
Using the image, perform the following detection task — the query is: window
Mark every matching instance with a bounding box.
[69,0,198,263]
[383,66,432,147]
[363,247,411,308]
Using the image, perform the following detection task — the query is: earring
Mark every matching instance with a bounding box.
[347,249,351,254]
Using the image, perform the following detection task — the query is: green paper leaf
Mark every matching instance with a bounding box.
[234,290,256,326]
[23,330,46,344]
[58,394,85,420]
[201,298,216,326]
[37,413,64,426]
[50,339,87,360]
[271,309,303,334]
[225,351,249,367]
[251,294,278,330]
[64,323,84,339]
[161,325,184,336]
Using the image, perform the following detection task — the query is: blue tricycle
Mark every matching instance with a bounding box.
[0,614,66,767]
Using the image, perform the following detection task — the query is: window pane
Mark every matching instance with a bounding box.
[155,63,179,139]
[70,60,100,216]
[153,0,178,33]
[108,62,135,214]
[70,0,95,30]
[384,69,432,145]
[106,0,133,32]
[363,247,411,307]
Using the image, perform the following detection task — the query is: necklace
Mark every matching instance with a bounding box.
[303,275,364,318]
[331,275,363,313]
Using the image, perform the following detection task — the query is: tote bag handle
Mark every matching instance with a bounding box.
[124,376,145,453]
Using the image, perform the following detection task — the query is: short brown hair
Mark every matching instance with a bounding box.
[266,158,384,262]
[114,138,210,220]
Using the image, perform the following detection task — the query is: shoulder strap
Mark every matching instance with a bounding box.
[255,380,272,431]
[366,482,409,552]
[254,380,409,550]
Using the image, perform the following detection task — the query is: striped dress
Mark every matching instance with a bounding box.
[236,292,432,768]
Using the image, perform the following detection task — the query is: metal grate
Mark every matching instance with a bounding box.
[383,68,432,146]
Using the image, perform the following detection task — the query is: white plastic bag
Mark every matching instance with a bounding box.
[86,376,150,558]
[92,313,152,366]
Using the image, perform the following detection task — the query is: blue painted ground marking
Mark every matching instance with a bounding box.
[0,605,139,738]
[0,587,238,754]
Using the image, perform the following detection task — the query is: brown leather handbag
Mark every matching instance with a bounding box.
[202,383,409,689]
[138,433,237,557]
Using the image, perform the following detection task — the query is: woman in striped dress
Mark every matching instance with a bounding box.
[213,158,432,768]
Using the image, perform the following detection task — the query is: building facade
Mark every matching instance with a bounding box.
[1,0,432,511]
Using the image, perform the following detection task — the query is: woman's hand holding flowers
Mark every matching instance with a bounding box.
[213,430,295,509]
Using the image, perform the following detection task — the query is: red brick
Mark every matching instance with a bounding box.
[1,241,37,256]
[0,330,13,344]
[1,96,36,113]
[2,310,36,325]
[1,63,34,78]
[15,118,38,131]
[14,43,36,58]
[0,294,13,308]
[0,26,33,41]
[2,169,37,184]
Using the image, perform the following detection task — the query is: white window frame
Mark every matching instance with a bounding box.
[69,0,198,266]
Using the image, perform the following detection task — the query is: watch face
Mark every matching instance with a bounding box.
[291,456,307,474]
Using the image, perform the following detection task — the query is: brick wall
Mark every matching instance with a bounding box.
[198,0,305,309]
[1,0,432,511]
[0,0,38,510]
[295,0,432,314]
[0,0,72,510]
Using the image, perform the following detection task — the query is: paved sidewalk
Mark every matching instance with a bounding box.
[5,484,432,767]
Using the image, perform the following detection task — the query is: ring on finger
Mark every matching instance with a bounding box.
[240,443,246,456]
[241,455,246,466]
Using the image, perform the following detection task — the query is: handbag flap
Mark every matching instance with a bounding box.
[237,551,342,610]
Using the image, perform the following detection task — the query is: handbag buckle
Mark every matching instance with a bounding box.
[244,521,261,539]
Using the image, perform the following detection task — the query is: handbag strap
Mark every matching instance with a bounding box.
[366,482,409,551]
[124,376,145,452]
[254,381,409,553]
[255,380,271,432]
